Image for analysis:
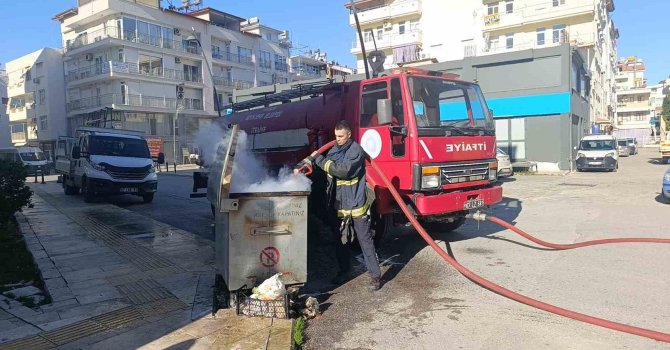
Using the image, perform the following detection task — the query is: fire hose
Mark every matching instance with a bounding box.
[301,140,670,343]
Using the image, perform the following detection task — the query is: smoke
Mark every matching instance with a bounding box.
[195,122,312,193]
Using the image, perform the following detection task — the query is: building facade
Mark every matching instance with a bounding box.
[53,0,291,163]
[290,49,355,82]
[346,0,617,132]
[613,56,656,141]
[5,49,67,159]
[0,70,11,148]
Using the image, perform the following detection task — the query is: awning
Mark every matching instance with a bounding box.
[212,28,239,43]
[266,42,286,55]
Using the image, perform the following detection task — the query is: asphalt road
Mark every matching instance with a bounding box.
[304,148,670,349]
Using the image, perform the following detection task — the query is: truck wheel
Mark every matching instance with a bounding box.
[372,213,392,247]
[63,176,78,195]
[82,179,95,203]
[142,193,154,203]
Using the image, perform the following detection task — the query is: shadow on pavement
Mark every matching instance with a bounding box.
[655,194,669,205]
[647,158,670,166]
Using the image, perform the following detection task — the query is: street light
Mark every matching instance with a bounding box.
[186,29,223,119]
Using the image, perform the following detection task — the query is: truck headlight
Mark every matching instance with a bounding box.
[605,152,615,157]
[489,161,498,181]
[664,172,670,182]
[421,166,440,189]
[91,162,106,171]
[576,152,586,159]
[149,164,156,173]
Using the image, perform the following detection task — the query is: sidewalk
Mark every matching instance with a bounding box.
[156,163,203,177]
[0,180,292,350]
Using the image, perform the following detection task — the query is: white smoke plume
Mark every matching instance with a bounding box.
[195,122,312,193]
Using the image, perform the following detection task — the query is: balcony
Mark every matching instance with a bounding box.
[66,93,204,114]
[65,61,203,86]
[352,30,422,53]
[11,131,27,144]
[64,27,200,57]
[212,76,254,90]
[212,52,254,67]
[8,106,34,122]
[275,62,289,73]
[482,0,594,31]
[348,0,422,26]
[483,30,591,54]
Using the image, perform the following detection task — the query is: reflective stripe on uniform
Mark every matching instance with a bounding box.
[336,177,359,186]
[337,195,373,219]
[324,160,334,174]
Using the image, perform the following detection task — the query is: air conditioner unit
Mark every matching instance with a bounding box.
[85,53,94,61]
[174,28,181,36]
[33,78,40,84]
[383,21,393,30]
[175,57,182,64]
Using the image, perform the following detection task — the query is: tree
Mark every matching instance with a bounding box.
[663,94,670,131]
[0,161,33,229]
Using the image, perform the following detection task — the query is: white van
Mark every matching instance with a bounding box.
[0,147,52,175]
[575,135,618,172]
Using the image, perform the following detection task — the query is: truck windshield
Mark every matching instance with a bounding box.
[580,140,615,150]
[90,136,150,158]
[408,77,494,135]
[20,152,46,161]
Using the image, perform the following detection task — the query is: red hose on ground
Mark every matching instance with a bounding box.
[484,215,670,249]
[365,160,670,343]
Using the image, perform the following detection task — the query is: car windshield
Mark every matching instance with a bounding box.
[580,140,615,150]
[20,152,46,161]
[408,77,494,134]
[89,136,150,158]
[497,148,507,155]
[617,140,628,147]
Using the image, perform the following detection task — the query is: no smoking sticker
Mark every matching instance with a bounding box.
[260,247,280,267]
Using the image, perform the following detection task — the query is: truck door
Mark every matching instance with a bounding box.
[359,77,411,193]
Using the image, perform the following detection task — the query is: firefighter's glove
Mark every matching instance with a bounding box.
[340,217,355,245]
[295,156,314,176]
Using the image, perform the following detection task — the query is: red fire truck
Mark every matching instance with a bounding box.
[197,67,503,240]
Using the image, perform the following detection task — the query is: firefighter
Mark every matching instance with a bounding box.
[297,120,382,291]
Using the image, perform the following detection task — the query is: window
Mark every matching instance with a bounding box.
[238,47,252,64]
[390,78,406,157]
[120,82,127,104]
[506,0,514,13]
[553,24,566,43]
[39,116,47,131]
[38,89,46,105]
[360,82,388,127]
[25,69,31,81]
[553,0,565,6]
[265,33,272,41]
[410,19,420,32]
[118,49,124,61]
[259,50,272,69]
[536,28,545,45]
[399,21,406,35]
[183,64,199,82]
[212,45,221,58]
[488,2,499,15]
[506,33,514,49]
[274,54,287,72]
[376,26,383,40]
[363,29,374,42]
[490,36,499,50]
[138,54,162,76]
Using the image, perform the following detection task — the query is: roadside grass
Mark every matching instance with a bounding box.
[0,218,50,308]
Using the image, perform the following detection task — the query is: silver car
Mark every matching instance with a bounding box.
[496,148,514,178]
[617,140,631,157]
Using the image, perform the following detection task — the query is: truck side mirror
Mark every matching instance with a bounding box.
[157,152,165,164]
[72,146,81,159]
[377,99,392,126]
[489,109,494,117]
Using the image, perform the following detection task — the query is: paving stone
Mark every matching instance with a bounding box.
[40,268,61,280]
[0,323,41,344]
[46,287,75,302]
[38,299,79,314]
[4,286,42,298]
[61,268,105,284]
[44,278,67,291]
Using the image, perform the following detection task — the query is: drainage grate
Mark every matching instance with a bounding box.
[0,336,55,350]
[41,319,106,346]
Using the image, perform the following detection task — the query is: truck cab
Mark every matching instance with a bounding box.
[56,127,162,203]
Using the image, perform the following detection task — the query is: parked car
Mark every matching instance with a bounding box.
[576,135,618,172]
[617,140,631,157]
[496,148,514,178]
[663,168,670,202]
[0,146,52,175]
[626,137,638,155]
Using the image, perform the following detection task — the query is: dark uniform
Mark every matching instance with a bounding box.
[312,139,382,283]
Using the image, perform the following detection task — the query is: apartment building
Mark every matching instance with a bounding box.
[613,57,655,140]
[53,0,291,162]
[480,0,618,132]
[346,0,618,131]
[290,50,355,82]
[0,70,11,147]
[5,49,67,158]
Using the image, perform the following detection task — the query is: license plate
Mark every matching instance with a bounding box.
[464,199,485,210]
[588,162,602,165]
[120,187,138,193]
